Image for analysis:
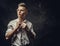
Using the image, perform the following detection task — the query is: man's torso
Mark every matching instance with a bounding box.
[7,19,32,46]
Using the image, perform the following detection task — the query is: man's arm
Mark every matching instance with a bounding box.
[25,22,36,38]
[5,22,20,40]
[30,25,36,38]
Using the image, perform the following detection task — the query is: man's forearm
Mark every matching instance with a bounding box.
[5,25,20,40]
[31,31,36,37]
[30,28,36,38]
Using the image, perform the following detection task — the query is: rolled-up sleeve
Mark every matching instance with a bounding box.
[6,25,13,33]
[5,21,14,33]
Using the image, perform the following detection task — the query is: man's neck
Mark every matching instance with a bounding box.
[18,18,25,22]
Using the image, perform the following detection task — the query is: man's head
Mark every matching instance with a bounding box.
[17,3,28,20]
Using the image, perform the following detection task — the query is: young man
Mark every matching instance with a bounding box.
[5,3,36,46]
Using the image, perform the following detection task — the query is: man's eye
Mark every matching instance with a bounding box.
[21,10,24,11]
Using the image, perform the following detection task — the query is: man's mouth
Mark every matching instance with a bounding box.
[19,14,21,15]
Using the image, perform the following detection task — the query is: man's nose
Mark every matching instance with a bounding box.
[19,11,21,13]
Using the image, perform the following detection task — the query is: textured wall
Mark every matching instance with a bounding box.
[0,0,56,46]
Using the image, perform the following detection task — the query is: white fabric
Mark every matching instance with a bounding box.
[6,19,34,46]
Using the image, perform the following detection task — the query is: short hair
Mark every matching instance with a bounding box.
[18,3,28,9]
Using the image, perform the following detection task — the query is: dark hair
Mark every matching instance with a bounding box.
[18,3,28,9]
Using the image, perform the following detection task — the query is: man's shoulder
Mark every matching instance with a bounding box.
[26,20,33,30]
[9,19,17,22]
[26,20,32,26]
[8,19,17,25]
[26,20,32,23]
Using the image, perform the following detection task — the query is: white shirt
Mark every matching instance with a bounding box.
[6,19,34,46]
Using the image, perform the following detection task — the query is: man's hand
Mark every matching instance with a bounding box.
[5,21,21,40]
[16,22,21,29]
[21,22,27,29]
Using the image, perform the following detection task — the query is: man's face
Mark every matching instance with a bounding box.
[17,6,28,19]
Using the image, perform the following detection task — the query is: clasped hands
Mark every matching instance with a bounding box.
[16,21,27,29]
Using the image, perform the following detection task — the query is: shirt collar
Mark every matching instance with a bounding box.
[16,18,27,23]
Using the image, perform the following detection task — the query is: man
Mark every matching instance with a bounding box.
[5,3,36,46]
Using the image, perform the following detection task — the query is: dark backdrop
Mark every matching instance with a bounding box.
[0,0,56,46]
